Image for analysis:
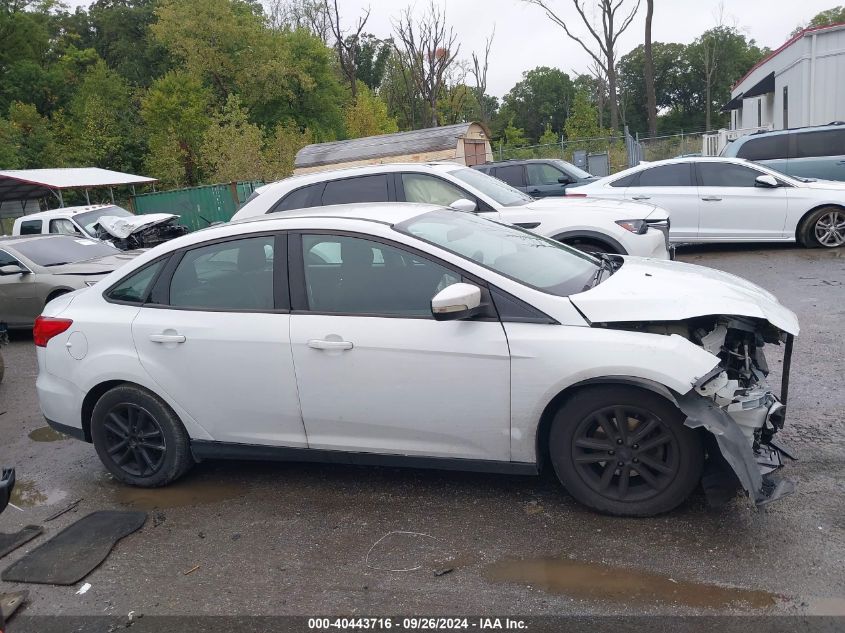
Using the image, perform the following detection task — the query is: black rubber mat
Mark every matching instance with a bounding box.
[0,590,27,620]
[1,511,146,585]
[0,526,42,560]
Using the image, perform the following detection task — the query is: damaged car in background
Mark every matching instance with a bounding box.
[11,205,187,250]
[33,204,798,517]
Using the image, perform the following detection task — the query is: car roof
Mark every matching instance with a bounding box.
[256,162,465,196]
[231,201,447,227]
[733,122,845,143]
[0,234,78,247]
[16,204,118,221]
[477,158,561,165]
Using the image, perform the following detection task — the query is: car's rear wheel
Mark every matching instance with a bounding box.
[799,206,845,248]
[91,384,193,487]
[549,385,703,517]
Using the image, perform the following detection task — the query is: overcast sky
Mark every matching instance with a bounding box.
[68,0,840,97]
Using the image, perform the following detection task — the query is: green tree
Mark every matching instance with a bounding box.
[56,60,142,171]
[7,101,57,168]
[355,34,392,90]
[565,91,610,151]
[86,0,172,86]
[200,94,265,182]
[0,116,20,168]
[141,70,211,186]
[496,67,574,142]
[344,82,397,138]
[793,6,845,35]
[262,120,312,181]
[538,123,558,146]
[437,83,482,126]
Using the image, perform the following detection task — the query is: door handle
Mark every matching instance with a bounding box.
[631,195,651,200]
[308,339,353,351]
[529,189,541,194]
[149,333,186,344]
[701,196,722,201]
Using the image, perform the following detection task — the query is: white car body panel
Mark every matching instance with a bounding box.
[290,314,511,459]
[131,309,307,446]
[575,156,845,243]
[96,213,179,239]
[230,163,671,259]
[570,258,800,335]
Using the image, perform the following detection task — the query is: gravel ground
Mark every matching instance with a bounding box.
[0,243,842,621]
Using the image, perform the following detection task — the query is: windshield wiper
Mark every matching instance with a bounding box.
[583,253,614,290]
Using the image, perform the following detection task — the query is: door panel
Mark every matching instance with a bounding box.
[290,232,511,460]
[131,234,307,446]
[289,315,511,459]
[695,162,788,240]
[622,163,700,239]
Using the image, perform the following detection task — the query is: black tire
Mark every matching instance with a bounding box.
[91,384,193,487]
[560,238,618,256]
[45,289,70,306]
[798,206,845,248]
[549,385,703,517]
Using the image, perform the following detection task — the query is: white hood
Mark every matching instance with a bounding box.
[570,257,800,335]
[96,214,179,239]
[523,196,669,221]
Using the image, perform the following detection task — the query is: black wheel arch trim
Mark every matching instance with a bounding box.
[551,230,628,255]
[44,417,87,442]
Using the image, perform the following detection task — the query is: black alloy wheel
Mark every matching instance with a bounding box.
[101,403,167,478]
[571,405,680,502]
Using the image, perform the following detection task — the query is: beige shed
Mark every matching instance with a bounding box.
[293,122,492,175]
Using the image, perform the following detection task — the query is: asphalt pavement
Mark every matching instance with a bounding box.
[0,243,842,621]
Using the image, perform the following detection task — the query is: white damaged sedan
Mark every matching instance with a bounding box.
[34,203,799,516]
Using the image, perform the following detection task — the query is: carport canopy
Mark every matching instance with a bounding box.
[0,168,157,206]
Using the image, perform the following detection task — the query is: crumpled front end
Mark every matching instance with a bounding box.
[675,317,797,506]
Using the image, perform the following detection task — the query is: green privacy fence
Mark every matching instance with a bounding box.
[130,181,263,232]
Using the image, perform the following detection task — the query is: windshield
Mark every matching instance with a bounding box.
[74,206,132,236]
[449,168,534,207]
[553,160,593,180]
[395,209,600,297]
[15,236,117,267]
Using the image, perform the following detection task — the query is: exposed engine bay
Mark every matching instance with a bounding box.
[600,315,796,506]
[94,214,188,251]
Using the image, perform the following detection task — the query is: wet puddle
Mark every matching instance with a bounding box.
[485,558,779,609]
[28,426,70,442]
[10,480,68,508]
[110,478,243,510]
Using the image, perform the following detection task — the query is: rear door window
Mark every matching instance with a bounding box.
[321,175,389,205]
[272,184,322,213]
[495,165,526,187]
[633,163,693,187]
[18,220,42,235]
[794,129,845,158]
[736,135,789,161]
[697,162,764,187]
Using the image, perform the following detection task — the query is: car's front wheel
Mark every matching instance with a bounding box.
[549,385,703,517]
[91,384,193,487]
[799,206,845,248]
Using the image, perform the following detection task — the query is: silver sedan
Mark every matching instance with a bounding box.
[0,235,138,329]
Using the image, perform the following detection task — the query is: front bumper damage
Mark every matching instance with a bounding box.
[679,333,797,506]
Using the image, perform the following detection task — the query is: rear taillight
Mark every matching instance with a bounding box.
[33,317,73,347]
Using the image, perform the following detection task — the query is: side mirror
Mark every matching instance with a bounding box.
[431,283,482,321]
[558,176,572,184]
[449,198,477,213]
[0,264,26,276]
[755,174,779,188]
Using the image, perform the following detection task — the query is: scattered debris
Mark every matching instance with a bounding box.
[152,512,166,528]
[0,590,28,623]
[75,583,92,595]
[231,533,241,541]
[433,567,454,577]
[45,498,83,522]
[183,565,200,576]
[365,531,443,572]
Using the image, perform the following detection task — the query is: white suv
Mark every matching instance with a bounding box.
[232,163,673,259]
